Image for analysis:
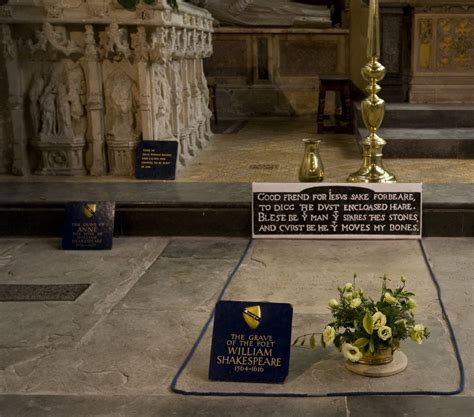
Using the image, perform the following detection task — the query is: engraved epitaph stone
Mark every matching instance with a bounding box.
[62,202,115,250]
[209,301,293,383]
[135,141,178,180]
[253,183,422,239]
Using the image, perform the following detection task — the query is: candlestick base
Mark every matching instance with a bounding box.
[347,137,396,184]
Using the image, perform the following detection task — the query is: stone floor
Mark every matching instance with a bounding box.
[179,118,474,183]
[0,237,472,416]
[1,118,473,184]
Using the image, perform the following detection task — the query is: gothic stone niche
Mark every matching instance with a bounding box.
[29,61,87,176]
[0,1,214,177]
[104,66,140,176]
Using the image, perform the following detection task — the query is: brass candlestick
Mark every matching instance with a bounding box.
[347,0,396,183]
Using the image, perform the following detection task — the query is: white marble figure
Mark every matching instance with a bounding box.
[187,0,331,27]
[29,72,45,135]
[153,64,173,139]
[30,62,86,141]
[39,83,57,137]
[56,82,74,138]
[105,70,138,140]
[66,61,87,136]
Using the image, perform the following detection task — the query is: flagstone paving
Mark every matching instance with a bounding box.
[0,237,471,416]
[1,118,473,184]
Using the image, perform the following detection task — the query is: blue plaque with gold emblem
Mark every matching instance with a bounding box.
[135,140,178,180]
[62,202,115,250]
[209,300,293,383]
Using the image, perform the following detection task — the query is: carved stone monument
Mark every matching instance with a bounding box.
[188,0,332,28]
[0,0,214,176]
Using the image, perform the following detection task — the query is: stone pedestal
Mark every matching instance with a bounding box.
[32,138,87,176]
[0,0,214,177]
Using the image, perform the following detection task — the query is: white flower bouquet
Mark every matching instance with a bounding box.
[295,275,430,363]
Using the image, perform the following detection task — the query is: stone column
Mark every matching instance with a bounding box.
[84,25,106,176]
[1,25,29,176]
[136,26,154,141]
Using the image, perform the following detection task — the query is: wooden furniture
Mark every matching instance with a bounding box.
[317,76,352,134]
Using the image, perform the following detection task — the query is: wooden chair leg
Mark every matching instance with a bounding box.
[343,83,352,124]
[317,85,326,134]
[212,86,218,125]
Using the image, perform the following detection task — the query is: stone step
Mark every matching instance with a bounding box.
[356,128,474,159]
[354,103,474,129]
[0,182,472,238]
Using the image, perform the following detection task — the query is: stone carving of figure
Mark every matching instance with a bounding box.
[153,64,173,139]
[65,62,87,137]
[39,83,57,137]
[105,70,139,140]
[56,82,74,138]
[29,72,45,135]
[30,62,86,140]
[187,0,331,27]
[171,61,184,128]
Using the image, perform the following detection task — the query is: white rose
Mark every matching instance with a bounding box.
[322,326,336,346]
[344,283,353,291]
[383,292,398,305]
[342,343,363,363]
[372,312,387,329]
[378,326,392,341]
[350,298,362,309]
[328,299,339,308]
[410,324,425,344]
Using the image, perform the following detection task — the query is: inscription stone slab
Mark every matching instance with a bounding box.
[253,183,422,239]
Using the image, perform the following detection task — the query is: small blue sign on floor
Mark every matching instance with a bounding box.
[135,140,178,180]
[62,202,115,250]
[209,301,293,383]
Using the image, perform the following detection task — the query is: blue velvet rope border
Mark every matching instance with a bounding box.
[170,239,465,397]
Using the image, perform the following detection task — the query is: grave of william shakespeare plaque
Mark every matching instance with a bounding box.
[253,183,422,239]
[135,141,178,180]
[62,202,115,250]
[209,301,293,383]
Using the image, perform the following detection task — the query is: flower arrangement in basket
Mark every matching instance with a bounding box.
[294,275,430,365]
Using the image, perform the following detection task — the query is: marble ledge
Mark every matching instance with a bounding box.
[213,27,350,35]
[0,182,472,209]
[0,1,213,27]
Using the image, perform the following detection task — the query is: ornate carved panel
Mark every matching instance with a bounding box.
[411,13,474,103]
[437,17,474,71]
[0,1,214,176]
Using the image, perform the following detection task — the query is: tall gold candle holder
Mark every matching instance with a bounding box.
[347,0,396,183]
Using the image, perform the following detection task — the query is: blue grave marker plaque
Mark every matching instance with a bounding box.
[209,300,293,383]
[62,202,115,250]
[135,140,178,180]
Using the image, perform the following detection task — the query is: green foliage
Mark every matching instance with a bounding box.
[362,311,374,335]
